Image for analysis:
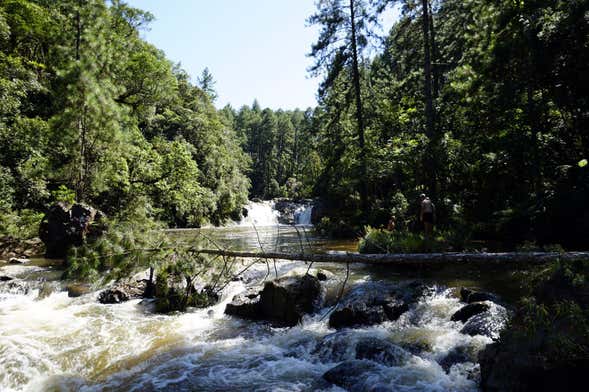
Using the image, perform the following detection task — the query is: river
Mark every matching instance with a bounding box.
[0,203,518,392]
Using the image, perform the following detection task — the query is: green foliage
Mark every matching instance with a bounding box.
[496,259,589,366]
[0,0,250,234]
[64,205,167,281]
[0,208,43,239]
[51,185,76,205]
[358,227,448,254]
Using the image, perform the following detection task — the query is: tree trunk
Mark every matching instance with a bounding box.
[191,248,589,267]
[421,0,436,199]
[349,0,368,218]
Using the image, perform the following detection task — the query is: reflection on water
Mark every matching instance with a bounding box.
[0,227,518,392]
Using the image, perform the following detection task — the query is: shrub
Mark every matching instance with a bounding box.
[358,227,448,253]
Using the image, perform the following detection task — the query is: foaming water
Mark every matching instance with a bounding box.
[236,201,279,227]
[0,231,509,391]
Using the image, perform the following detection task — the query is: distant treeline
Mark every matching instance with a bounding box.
[1,0,588,248]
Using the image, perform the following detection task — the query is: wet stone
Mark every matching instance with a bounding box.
[461,304,508,340]
[355,337,411,367]
[322,360,382,391]
[451,302,491,323]
[8,257,30,264]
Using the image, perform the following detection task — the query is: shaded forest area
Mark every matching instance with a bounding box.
[1,0,588,250]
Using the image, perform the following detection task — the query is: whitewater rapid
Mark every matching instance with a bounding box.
[0,257,501,392]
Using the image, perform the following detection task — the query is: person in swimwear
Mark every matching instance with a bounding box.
[419,193,435,239]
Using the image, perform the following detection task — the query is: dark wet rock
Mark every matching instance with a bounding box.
[98,280,149,304]
[67,284,92,298]
[322,360,381,390]
[313,331,356,362]
[0,275,13,281]
[225,274,321,327]
[479,343,589,392]
[468,292,496,303]
[8,257,30,264]
[461,304,508,340]
[317,271,328,281]
[39,202,106,258]
[98,288,129,304]
[459,287,496,304]
[225,288,262,320]
[273,199,313,225]
[355,337,411,366]
[439,345,478,372]
[0,278,29,295]
[451,303,491,322]
[258,274,322,326]
[328,282,417,329]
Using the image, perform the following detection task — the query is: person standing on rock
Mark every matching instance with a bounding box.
[419,194,435,239]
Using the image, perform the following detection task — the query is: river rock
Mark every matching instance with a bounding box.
[322,360,382,391]
[8,257,30,264]
[460,303,508,340]
[328,282,415,329]
[438,344,478,371]
[67,283,93,298]
[39,202,106,258]
[0,275,13,281]
[259,274,321,326]
[451,303,491,322]
[225,274,321,326]
[0,278,29,295]
[460,287,496,303]
[225,288,262,320]
[355,337,411,366]
[98,280,148,304]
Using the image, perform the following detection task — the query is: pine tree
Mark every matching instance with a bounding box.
[308,0,374,217]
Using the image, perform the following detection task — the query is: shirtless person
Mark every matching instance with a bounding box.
[419,194,435,238]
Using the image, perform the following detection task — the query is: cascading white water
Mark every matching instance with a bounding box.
[236,200,313,227]
[294,204,313,226]
[236,201,279,227]
[0,228,510,391]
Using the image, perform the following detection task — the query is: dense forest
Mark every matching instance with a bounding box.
[1,0,588,250]
[1,1,588,390]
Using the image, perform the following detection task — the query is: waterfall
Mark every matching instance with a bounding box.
[237,200,280,227]
[294,204,313,226]
[235,200,314,227]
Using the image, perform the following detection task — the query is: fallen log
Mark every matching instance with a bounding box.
[193,249,589,266]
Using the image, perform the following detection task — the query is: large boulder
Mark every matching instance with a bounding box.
[322,360,382,391]
[39,202,105,258]
[451,302,491,322]
[225,274,322,327]
[225,288,262,320]
[327,282,425,329]
[460,287,497,303]
[460,303,508,340]
[355,337,411,367]
[98,280,149,304]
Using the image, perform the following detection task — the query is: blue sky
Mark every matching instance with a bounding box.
[125,1,397,110]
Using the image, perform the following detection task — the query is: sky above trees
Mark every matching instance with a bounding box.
[125,0,321,110]
[125,0,398,110]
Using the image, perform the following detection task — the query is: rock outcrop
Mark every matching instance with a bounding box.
[39,202,106,258]
[328,281,428,329]
[98,280,149,304]
[451,302,491,322]
[225,274,322,327]
[322,360,383,391]
[459,287,496,303]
